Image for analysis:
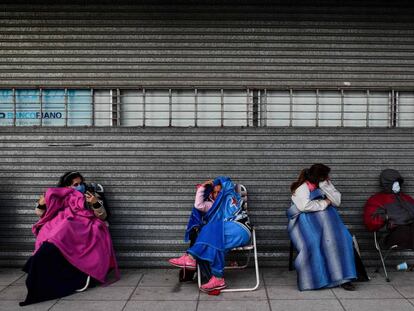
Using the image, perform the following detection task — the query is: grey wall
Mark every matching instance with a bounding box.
[1,127,414,267]
[0,1,414,88]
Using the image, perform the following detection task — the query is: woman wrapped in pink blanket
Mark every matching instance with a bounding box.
[20,172,119,306]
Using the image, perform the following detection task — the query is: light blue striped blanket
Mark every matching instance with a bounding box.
[287,188,357,291]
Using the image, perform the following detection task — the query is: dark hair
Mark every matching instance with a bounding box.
[58,171,84,187]
[203,184,214,201]
[290,163,331,193]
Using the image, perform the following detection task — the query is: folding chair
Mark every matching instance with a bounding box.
[76,276,91,292]
[374,230,399,282]
[197,184,260,292]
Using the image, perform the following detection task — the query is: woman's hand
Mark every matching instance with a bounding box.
[38,195,46,205]
[202,179,214,187]
[85,191,98,204]
[325,198,332,206]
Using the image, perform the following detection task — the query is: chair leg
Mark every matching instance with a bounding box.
[197,264,202,289]
[75,275,90,292]
[377,247,390,282]
[252,230,260,289]
[221,229,260,293]
[374,232,390,282]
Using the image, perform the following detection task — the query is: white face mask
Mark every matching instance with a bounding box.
[392,181,400,193]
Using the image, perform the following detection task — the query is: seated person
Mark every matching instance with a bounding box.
[36,171,108,220]
[20,171,119,306]
[364,169,414,250]
[168,176,252,293]
[287,163,366,291]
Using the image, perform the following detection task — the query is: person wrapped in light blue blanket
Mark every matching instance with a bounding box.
[287,164,358,291]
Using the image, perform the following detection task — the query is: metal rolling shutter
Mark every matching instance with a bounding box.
[1,1,414,268]
[0,2,413,88]
[1,127,414,267]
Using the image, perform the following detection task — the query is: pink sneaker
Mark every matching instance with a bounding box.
[168,254,196,270]
[200,276,227,292]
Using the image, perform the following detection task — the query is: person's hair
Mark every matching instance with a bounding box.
[58,171,84,187]
[290,163,331,193]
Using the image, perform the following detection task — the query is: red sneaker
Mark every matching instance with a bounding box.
[168,254,196,270]
[200,276,227,292]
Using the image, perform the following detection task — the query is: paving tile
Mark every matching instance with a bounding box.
[199,287,267,301]
[5,267,414,311]
[62,285,135,301]
[138,269,193,287]
[364,272,389,284]
[270,299,344,311]
[11,274,27,285]
[386,271,414,285]
[332,284,403,299]
[0,285,27,301]
[0,299,57,311]
[262,268,297,286]
[50,300,126,311]
[368,270,414,283]
[267,285,335,300]
[393,285,414,298]
[340,299,414,311]
[10,269,143,287]
[0,269,24,285]
[107,269,144,287]
[221,269,263,288]
[197,300,270,311]
[131,285,199,301]
[123,300,197,311]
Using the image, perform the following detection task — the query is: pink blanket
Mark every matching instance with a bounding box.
[33,187,119,283]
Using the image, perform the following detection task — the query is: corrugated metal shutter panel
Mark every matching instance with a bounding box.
[0,2,413,88]
[1,127,414,267]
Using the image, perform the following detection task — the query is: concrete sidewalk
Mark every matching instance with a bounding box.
[1,268,414,311]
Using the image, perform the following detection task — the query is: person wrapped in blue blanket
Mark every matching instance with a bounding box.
[287,164,367,291]
[169,176,252,292]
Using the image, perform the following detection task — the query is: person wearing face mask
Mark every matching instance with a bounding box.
[35,171,107,221]
[20,172,118,306]
[364,169,414,250]
[168,176,252,293]
[288,164,368,291]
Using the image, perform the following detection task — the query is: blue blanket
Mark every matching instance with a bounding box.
[287,188,356,290]
[185,176,244,276]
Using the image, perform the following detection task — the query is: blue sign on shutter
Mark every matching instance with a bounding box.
[0,89,92,126]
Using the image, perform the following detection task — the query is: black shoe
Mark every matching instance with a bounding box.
[340,282,356,291]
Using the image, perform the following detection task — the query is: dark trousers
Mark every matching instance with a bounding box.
[384,223,414,250]
[20,242,88,306]
[179,228,212,283]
